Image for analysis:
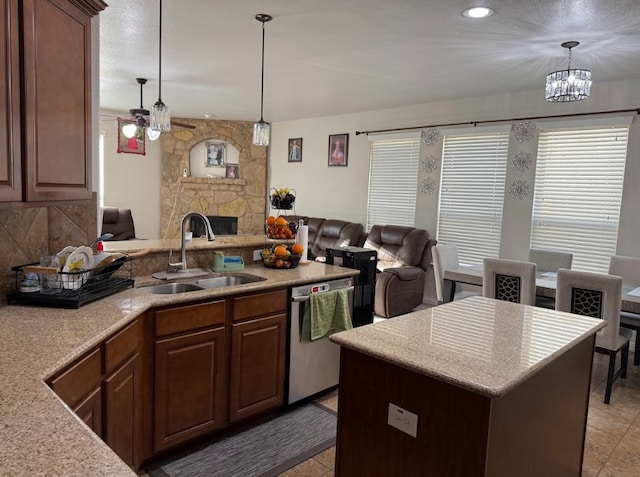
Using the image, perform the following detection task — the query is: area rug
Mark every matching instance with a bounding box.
[146,402,337,477]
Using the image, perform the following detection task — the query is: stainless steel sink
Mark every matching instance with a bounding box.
[142,282,205,294]
[142,274,266,294]
[195,274,266,289]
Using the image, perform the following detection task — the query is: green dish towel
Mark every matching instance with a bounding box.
[301,289,352,342]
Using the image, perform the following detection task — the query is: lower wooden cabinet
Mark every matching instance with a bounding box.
[153,326,227,452]
[73,385,102,435]
[229,313,286,423]
[104,353,142,469]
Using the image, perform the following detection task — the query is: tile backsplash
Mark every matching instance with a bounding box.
[0,196,97,306]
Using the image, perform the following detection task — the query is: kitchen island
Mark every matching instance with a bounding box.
[0,261,357,476]
[330,296,605,477]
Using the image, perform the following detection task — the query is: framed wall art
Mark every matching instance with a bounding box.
[205,141,226,167]
[117,118,145,155]
[225,164,239,179]
[328,133,348,167]
[288,138,302,162]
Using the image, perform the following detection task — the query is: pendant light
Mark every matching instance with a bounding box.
[150,0,171,131]
[252,13,272,146]
[545,41,592,102]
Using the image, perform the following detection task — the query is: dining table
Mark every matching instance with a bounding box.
[444,264,640,314]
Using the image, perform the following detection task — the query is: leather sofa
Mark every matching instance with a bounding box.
[282,216,364,260]
[363,225,436,318]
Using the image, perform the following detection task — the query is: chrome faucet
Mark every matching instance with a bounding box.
[169,211,215,271]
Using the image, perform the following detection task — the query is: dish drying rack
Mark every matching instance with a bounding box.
[7,258,134,309]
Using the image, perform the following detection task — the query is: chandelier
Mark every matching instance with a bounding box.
[252,14,272,146]
[545,41,591,102]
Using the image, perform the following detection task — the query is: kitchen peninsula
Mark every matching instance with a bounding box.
[330,296,605,477]
[0,254,357,475]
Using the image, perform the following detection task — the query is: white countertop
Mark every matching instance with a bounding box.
[330,296,605,397]
[0,262,357,476]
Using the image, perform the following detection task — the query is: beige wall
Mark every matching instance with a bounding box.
[269,78,640,260]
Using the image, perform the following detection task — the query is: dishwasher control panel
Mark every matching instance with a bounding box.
[310,283,330,294]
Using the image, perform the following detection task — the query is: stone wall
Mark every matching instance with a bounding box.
[160,119,267,239]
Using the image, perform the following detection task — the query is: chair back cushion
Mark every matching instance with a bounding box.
[556,268,623,350]
[528,248,573,272]
[482,258,536,306]
[101,207,136,240]
[432,244,461,303]
[309,220,364,260]
[609,255,640,287]
[364,225,430,271]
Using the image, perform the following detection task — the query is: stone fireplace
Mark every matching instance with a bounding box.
[160,118,267,239]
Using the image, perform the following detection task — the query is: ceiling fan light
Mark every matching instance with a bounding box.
[252,120,270,146]
[121,122,138,138]
[151,100,171,132]
[147,128,161,141]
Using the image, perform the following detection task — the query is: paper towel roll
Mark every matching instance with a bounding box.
[296,225,309,262]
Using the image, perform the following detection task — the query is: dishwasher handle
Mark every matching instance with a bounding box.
[291,286,354,302]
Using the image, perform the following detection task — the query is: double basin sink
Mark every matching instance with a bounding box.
[142,274,266,295]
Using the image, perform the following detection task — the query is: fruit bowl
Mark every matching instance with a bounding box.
[261,247,301,269]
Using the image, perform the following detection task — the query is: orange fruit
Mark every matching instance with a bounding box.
[273,245,288,257]
[275,216,288,227]
[266,216,276,226]
[292,243,304,255]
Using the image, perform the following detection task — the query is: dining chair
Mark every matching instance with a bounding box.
[528,248,573,309]
[556,268,631,404]
[432,244,480,304]
[482,258,536,306]
[609,255,640,366]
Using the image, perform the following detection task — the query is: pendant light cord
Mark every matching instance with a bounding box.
[158,0,163,102]
[259,18,265,122]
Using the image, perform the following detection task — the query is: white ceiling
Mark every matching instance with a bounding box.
[99,0,640,123]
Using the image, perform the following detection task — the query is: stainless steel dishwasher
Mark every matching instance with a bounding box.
[287,277,354,405]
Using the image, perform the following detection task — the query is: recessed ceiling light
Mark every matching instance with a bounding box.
[462,6,494,18]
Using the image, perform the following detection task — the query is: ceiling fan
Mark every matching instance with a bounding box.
[115,77,195,140]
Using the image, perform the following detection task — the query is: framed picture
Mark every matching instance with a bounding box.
[328,133,348,167]
[205,141,226,167]
[225,164,239,179]
[117,118,145,155]
[288,138,303,162]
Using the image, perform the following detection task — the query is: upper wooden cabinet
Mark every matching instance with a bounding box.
[0,0,106,203]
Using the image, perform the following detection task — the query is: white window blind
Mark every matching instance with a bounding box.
[531,125,628,273]
[366,137,420,230]
[437,132,509,265]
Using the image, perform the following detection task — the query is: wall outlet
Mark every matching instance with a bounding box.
[387,402,418,438]
[253,249,263,261]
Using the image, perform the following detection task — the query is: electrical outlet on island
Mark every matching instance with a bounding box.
[387,402,418,437]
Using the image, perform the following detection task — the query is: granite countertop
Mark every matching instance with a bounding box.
[102,234,270,254]
[0,262,358,476]
[330,295,605,398]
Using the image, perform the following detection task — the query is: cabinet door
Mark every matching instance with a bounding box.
[104,354,142,469]
[153,327,227,452]
[21,0,94,201]
[229,314,286,423]
[73,385,102,435]
[0,0,21,202]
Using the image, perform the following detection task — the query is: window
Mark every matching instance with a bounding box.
[437,131,509,265]
[366,136,420,230]
[531,124,629,273]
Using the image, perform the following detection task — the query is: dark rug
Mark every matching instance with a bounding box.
[146,403,337,477]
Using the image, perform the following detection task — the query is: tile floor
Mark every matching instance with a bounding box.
[281,352,640,477]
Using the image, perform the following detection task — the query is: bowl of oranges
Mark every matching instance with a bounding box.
[261,243,305,269]
[265,215,297,239]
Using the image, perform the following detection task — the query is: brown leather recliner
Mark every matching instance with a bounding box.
[101,207,136,240]
[308,220,364,260]
[364,225,436,318]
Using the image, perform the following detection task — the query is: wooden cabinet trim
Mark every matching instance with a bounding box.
[73,385,102,436]
[104,319,141,375]
[49,347,102,408]
[232,288,287,322]
[155,300,226,337]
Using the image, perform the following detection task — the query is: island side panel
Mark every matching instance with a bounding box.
[335,347,492,477]
[485,335,596,476]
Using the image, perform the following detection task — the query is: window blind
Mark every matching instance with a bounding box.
[437,132,509,265]
[531,125,628,273]
[366,137,420,230]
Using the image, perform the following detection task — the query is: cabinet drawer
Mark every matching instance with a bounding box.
[232,289,287,322]
[49,347,102,408]
[155,300,226,337]
[104,319,141,375]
